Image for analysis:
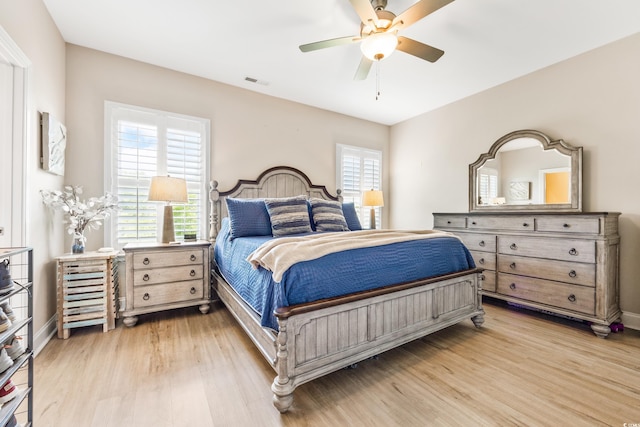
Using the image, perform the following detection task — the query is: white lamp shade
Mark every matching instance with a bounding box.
[362,190,384,207]
[148,176,188,203]
[360,32,398,61]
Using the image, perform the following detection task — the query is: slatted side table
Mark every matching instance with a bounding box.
[55,250,119,339]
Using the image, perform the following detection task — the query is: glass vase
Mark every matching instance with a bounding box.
[72,236,85,254]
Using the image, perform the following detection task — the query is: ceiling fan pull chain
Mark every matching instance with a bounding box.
[375,61,381,100]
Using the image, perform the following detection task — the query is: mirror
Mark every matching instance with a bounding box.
[469,130,582,212]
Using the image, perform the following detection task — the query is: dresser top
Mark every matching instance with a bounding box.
[434,212,620,217]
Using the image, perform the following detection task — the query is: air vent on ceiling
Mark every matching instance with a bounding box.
[244,76,269,86]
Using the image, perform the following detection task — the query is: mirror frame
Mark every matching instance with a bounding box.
[469,129,582,213]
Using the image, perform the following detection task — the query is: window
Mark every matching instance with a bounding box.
[105,102,210,249]
[478,167,498,205]
[336,144,382,229]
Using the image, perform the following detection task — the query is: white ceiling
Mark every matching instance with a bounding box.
[43,0,640,126]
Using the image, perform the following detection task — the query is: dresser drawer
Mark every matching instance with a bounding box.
[133,264,203,286]
[498,254,595,287]
[469,250,496,270]
[497,273,595,315]
[467,216,535,231]
[497,235,595,263]
[479,270,496,293]
[535,217,600,234]
[433,215,466,229]
[457,233,496,252]
[133,279,204,307]
[132,249,204,269]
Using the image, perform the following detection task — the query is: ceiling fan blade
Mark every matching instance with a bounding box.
[397,36,444,62]
[348,0,379,27]
[392,0,454,30]
[354,56,373,80]
[299,35,360,52]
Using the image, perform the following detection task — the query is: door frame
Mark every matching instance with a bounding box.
[0,25,30,247]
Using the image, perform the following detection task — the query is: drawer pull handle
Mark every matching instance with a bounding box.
[471,221,477,225]
[143,274,150,281]
[143,293,150,301]
[510,243,517,250]
[190,287,196,295]
[478,258,485,265]
[569,270,577,278]
[510,262,516,269]
[522,223,529,227]
[563,223,570,228]
[190,269,196,277]
[143,257,150,265]
[447,220,451,224]
[568,294,576,302]
[569,248,578,256]
[479,240,485,247]
[190,254,197,261]
[509,283,516,290]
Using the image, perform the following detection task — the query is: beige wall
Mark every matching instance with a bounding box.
[390,32,640,326]
[65,44,390,248]
[0,0,67,345]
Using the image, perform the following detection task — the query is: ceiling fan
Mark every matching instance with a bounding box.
[299,0,454,80]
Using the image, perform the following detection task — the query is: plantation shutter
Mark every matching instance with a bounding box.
[336,144,382,229]
[105,102,210,249]
[478,168,498,204]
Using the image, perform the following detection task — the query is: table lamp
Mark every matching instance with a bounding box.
[148,176,188,243]
[362,189,384,229]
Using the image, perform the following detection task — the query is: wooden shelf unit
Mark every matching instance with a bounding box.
[55,250,119,339]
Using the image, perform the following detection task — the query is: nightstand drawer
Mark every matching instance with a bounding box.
[133,279,204,307]
[133,265,203,286]
[132,249,204,269]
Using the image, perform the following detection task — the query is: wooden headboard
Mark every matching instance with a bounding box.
[208,166,342,241]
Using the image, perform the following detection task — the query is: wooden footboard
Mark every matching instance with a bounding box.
[213,268,484,413]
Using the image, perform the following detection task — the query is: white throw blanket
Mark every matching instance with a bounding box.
[247,229,458,282]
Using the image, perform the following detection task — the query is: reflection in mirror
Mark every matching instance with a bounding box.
[470,130,582,212]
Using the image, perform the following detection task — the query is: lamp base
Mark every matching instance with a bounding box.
[161,205,176,243]
[369,208,376,230]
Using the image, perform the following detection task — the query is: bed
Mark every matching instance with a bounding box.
[209,166,484,413]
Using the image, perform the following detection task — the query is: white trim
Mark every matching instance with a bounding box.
[0,25,31,247]
[621,310,640,331]
[33,315,58,357]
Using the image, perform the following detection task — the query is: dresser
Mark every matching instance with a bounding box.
[434,212,621,337]
[122,241,211,326]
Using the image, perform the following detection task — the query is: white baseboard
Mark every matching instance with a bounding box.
[621,310,640,331]
[33,314,57,357]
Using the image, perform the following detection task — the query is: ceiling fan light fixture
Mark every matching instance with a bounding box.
[360,31,398,61]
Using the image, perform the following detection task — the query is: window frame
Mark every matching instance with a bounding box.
[104,101,210,249]
[336,143,383,229]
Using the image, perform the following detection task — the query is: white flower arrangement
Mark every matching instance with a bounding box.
[40,185,118,244]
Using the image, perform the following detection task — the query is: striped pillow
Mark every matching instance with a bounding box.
[264,196,313,237]
[310,198,349,232]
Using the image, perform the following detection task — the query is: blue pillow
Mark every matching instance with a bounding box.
[310,198,349,232]
[225,198,272,239]
[342,202,362,231]
[264,195,312,237]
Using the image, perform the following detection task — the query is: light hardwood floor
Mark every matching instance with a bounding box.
[34,299,640,426]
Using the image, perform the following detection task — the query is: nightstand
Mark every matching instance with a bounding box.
[122,241,211,326]
[55,250,119,339]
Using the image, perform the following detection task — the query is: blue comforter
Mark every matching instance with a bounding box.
[214,218,475,330]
